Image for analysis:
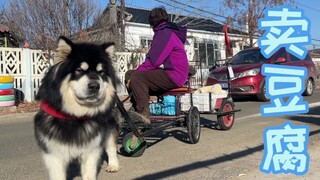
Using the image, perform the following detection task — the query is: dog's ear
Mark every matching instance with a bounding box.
[102,42,115,60]
[54,36,73,64]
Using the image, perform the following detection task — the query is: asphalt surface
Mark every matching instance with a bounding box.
[1,89,320,180]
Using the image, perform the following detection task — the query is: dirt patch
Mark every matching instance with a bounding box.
[0,101,40,116]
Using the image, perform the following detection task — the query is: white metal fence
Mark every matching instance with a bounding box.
[0,47,208,101]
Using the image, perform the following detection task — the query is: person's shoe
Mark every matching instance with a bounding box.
[137,107,150,123]
[128,108,150,124]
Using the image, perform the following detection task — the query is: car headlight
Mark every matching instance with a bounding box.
[237,68,260,78]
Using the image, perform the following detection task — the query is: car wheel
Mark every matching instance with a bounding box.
[257,81,270,102]
[303,78,314,96]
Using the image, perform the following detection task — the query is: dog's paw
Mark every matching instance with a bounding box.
[105,164,119,172]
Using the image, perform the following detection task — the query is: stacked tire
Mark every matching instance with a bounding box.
[0,76,15,107]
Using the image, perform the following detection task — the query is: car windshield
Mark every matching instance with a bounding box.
[229,49,267,65]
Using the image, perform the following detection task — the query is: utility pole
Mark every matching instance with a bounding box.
[109,0,125,51]
[248,0,254,47]
[109,0,119,48]
[120,0,126,51]
[109,0,117,26]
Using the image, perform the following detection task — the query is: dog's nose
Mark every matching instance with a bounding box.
[88,82,100,93]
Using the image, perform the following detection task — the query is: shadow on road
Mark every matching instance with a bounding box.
[133,145,264,180]
[132,109,320,180]
[287,106,320,126]
[116,117,222,156]
[232,95,260,102]
[65,106,320,179]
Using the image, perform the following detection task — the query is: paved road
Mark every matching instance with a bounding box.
[1,90,320,180]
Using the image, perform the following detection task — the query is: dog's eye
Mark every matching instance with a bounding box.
[76,68,85,74]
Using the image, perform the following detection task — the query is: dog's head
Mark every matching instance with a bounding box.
[37,36,118,117]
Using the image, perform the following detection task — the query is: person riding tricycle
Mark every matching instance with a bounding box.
[125,7,188,124]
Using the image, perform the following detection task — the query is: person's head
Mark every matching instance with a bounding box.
[149,7,169,28]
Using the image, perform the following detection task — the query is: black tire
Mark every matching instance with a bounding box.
[303,78,314,96]
[122,132,147,157]
[257,80,270,102]
[187,106,201,144]
[217,99,235,130]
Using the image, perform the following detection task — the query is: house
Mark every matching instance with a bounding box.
[122,6,255,68]
[89,6,257,88]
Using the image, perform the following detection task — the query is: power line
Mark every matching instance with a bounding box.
[168,0,230,20]
[154,0,226,24]
[295,2,320,13]
[154,0,246,31]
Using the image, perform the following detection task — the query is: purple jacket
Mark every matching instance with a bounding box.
[137,22,188,87]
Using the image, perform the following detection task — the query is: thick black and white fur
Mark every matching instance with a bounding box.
[34,36,120,180]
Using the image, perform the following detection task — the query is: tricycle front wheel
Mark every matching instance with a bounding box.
[122,132,147,157]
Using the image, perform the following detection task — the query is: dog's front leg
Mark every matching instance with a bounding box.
[105,129,119,172]
[81,148,102,180]
[43,153,68,180]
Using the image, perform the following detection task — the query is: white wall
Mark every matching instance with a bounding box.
[125,22,153,50]
[313,58,320,62]
[124,22,255,60]
[313,58,320,67]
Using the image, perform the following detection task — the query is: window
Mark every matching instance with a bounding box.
[199,43,206,66]
[194,41,220,67]
[231,41,237,48]
[140,37,152,49]
[207,44,214,66]
[192,43,199,63]
[273,48,287,63]
[229,49,267,65]
[290,54,301,61]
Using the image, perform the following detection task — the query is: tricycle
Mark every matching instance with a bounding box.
[115,63,241,157]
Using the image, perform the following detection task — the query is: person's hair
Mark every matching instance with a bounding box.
[149,7,169,28]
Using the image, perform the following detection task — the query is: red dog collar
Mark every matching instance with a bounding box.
[40,101,88,121]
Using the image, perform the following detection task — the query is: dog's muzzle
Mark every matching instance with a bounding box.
[88,81,100,95]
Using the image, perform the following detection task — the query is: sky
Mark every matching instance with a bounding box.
[103,0,320,49]
[1,0,319,48]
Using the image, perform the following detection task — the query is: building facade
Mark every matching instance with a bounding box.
[123,7,257,68]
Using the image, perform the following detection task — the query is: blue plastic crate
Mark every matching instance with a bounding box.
[149,102,162,115]
[162,96,176,115]
[149,96,176,115]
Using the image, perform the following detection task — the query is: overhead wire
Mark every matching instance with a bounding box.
[295,2,320,13]
[126,0,320,44]
[154,0,246,31]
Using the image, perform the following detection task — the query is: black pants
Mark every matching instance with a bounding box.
[125,69,178,112]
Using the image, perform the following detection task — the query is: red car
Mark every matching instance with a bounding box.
[206,47,318,101]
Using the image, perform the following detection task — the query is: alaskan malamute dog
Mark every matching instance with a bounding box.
[34,36,120,180]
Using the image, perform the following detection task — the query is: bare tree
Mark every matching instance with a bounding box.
[88,4,121,50]
[3,0,101,50]
[221,0,295,47]
[0,8,4,23]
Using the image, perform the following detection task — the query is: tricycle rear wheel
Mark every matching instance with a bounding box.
[187,106,201,144]
[217,99,235,130]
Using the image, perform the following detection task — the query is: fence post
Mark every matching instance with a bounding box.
[24,48,32,102]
